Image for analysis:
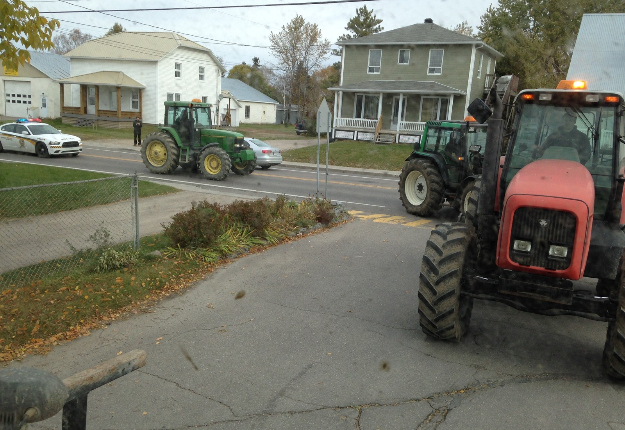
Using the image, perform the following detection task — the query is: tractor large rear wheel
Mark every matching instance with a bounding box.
[463,178,481,227]
[141,132,179,174]
[198,147,231,181]
[602,252,625,380]
[398,159,444,217]
[418,222,475,341]
[232,156,257,175]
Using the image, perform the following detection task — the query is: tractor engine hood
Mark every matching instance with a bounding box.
[497,159,595,280]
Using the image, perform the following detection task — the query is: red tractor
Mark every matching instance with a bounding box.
[418,80,625,379]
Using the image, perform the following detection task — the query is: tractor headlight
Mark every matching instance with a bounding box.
[513,240,532,253]
[548,245,568,258]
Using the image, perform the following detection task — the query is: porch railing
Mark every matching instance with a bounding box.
[334,117,425,133]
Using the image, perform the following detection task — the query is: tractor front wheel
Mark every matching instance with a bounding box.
[602,252,625,380]
[198,147,231,181]
[232,156,257,175]
[141,132,179,174]
[398,159,444,217]
[418,222,475,341]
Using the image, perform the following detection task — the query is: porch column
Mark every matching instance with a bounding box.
[377,92,383,119]
[116,87,122,119]
[337,91,343,122]
[448,95,455,120]
[80,86,87,114]
[139,89,143,119]
[60,83,65,114]
[95,86,100,117]
[396,93,404,143]
[333,91,338,127]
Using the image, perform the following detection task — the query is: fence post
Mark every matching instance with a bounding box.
[132,173,140,250]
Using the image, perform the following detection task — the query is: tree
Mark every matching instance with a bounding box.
[105,23,125,37]
[0,0,59,70]
[332,6,383,56]
[449,21,474,37]
[228,61,279,100]
[52,28,93,55]
[478,0,625,90]
[269,15,331,121]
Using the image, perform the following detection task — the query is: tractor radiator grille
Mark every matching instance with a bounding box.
[509,207,576,270]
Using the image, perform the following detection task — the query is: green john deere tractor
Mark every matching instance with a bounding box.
[141,100,256,181]
[398,120,488,217]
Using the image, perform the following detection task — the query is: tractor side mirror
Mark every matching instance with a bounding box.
[467,98,492,124]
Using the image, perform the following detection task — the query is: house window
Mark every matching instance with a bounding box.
[420,97,449,121]
[167,93,173,101]
[355,94,380,119]
[201,96,208,103]
[175,93,181,101]
[245,105,250,119]
[428,49,444,75]
[398,49,410,65]
[175,62,182,78]
[131,90,139,110]
[477,54,483,78]
[199,66,205,81]
[368,49,381,74]
[486,57,492,75]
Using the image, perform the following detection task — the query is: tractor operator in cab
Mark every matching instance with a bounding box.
[537,112,591,164]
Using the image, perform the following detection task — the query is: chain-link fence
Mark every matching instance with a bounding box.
[0,175,139,288]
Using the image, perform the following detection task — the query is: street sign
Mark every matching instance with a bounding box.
[316,98,331,133]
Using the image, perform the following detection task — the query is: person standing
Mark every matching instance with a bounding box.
[133,116,143,146]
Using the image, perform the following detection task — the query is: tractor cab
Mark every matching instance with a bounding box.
[163,100,212,145]
[502,83,625,220]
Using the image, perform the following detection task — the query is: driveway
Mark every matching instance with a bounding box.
[14,218,625,430]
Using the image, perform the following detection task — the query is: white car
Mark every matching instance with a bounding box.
[244,138,283,169]
[0,121,82,157]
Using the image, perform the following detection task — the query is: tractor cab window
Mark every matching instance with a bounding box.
[194,106,211,128]
[424,126,463,182]
[506,102,618,217]
[466,126,487,152]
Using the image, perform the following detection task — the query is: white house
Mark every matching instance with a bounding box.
[61,32,225,127]
[0,51,70,119]
[567,13,625,94]
[221,78,278,125]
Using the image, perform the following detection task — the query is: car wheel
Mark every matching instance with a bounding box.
[36,142,50,158]
[261,165,271,170]
[0,140,3,152]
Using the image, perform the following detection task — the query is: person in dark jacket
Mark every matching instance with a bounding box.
[133,117,142,146]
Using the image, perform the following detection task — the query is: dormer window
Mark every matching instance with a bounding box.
[368,49,381,74]
[428,49,444,75]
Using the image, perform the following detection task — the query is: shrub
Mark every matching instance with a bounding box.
[163,201,226,248]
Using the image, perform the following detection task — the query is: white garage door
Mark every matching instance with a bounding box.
[5,80,32,118]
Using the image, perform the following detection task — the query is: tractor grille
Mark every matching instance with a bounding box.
[62,141,80,148]
[509,207,576,270]
[233,137,248,152]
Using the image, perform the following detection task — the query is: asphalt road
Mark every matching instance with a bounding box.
[12,218,625,430]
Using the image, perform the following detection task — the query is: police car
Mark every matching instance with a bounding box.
[0,119,82,157]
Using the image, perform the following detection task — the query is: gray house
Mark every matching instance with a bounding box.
[329,19,502,143]
[567,13,625,95]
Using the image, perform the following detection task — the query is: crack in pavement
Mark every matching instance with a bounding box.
[139,370,236,418]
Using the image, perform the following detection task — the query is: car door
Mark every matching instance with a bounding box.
[13,124,33,153]
[0,124,17,150]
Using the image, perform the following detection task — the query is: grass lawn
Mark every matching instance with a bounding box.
[0,162,179,219]
[282,140,413,171]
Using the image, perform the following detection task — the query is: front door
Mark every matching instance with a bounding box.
[87,86,96,115]
[391,96,406,128]
[40,95,48,118]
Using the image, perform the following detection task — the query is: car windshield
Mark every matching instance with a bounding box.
[250,139,271,148]
[26,124,61,135]
[506,102,618,217]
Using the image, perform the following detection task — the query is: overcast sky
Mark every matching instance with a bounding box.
[30,0,498,72]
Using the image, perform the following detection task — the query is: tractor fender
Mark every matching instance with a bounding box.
[405,152,450,185]
[157,127,183,146]
[199,142,220,152]
[458,175,480,193]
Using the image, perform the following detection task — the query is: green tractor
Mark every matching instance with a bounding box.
[398,119,488,217]
[141,100,256,181]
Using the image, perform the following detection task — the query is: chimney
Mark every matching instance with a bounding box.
[424,18,434,23]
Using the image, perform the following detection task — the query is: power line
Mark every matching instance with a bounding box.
[40,0,380,13]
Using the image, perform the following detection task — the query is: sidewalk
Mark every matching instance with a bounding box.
[83,137,401,178]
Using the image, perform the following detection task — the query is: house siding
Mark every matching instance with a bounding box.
[239,101,277,124]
